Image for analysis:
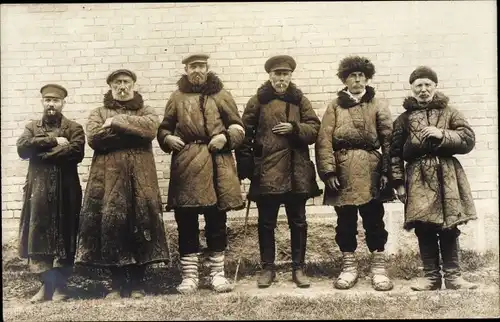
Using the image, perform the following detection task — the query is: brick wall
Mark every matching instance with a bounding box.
[1,3,498,251]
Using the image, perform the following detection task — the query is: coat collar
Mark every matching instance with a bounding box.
[256,80,303,105]
[336,85,376,108]
[176,72,224,96]
[103,91,144,110]
[36,114,69,130]
[402,91,449,111]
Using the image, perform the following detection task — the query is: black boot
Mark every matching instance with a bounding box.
[106,267,125,299]
[439,229,478,290]
[52,267,71,302]
[257,223,276,288]
[291,226,310,288]
[127,265,146,298]
[411,231,442,291]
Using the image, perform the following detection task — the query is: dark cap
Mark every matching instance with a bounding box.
[182,53,210,65]
[106,69,137,85]
[337,56,376,81]
[264,55,296,73]
[409,66,438,84]
[40,84,67,99]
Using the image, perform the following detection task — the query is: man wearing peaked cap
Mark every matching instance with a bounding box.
[390,66,478,291]
[106,69,137,85]
[235,55,321,289]
[157,53,244,294]
[17,84,85,303]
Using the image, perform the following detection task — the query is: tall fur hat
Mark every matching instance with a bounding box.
[337,56,376,82]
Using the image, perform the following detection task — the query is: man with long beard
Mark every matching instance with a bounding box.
[17,84,85,302]
[157,54,245,294]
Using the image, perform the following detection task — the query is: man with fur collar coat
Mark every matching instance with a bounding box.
[157,54,245,294]
[390,66,477,291]
[315,56,395,291]
[236,55,322,288]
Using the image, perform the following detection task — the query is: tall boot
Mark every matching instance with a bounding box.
[411,233,442,291]
[176,253,199,294]
[52,267,71,302]
[334,252,359,289]
[440,231,478,290]
[370,251,393,291]
[291,226,310,288]
[208,251,233,293]
[30,269,56,303]
[128,265,146,298]
[106,267,125,299]
[257,224,276,288]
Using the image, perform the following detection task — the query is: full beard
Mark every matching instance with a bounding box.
[188,74,207,85]
[112,89,133,101]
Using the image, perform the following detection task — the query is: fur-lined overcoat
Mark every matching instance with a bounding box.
[75,91,169,267]
[235,81,322,201]
[390,92,477,230]
[17,115,85,261]
[315,86,395,207]
[157,73,245,212]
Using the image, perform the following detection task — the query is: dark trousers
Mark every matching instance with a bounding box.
[110,264,146,289]
[174,207,228,256]
[257,195,308,270]
[334,199,388,253]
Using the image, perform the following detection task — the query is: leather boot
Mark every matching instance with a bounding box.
[411,232,442,291]
[257,264,276,288]
[257,222,276,288]
[30,269,56,303]
[52,267,71,302]
[176,253,199,294]
[291,226,310,288]
[371,251,393,291]
[127,265,146,298]
[440,230,478,290]
[208,251,233,293]
[106,267,125,299]
[334,252,358,289]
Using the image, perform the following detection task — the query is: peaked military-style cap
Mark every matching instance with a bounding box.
[264,55,296,73]
[40,84,68,99]
[182,53,210,65]
[106,69,137,84]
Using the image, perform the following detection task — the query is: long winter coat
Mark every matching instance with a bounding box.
[315,86,395,206]
[157,73,245,212]
[75,91,169,267]
[235,81,322,201]
[17,115,85,261]
[390,92,477,230]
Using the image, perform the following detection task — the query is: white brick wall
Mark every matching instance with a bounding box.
[1,2,498,251]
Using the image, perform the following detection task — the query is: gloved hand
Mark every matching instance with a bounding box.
[164,135,185,151]
[208,133,227,153]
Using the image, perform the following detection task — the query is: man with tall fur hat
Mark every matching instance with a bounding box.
[235,55,322,288]
[157,54,245,294]
[76,69,170,299]
[390,66,478,291]
[315,56,395,291]
[17,84,85,302]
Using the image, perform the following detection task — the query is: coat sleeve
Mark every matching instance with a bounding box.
[37,123,86,163]
[376,99,394,176]
[235,96,260,180]
[289,96,321,145]
[433,107,475,155]
[315,102,337,181]
[16,122,58,159]
[157,93,177,154]
[86,107,125,152]
[216,90,245,151]
[110,106,159,141]
[389,114,406,187]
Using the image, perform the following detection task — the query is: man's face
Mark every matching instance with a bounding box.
[411,78,437,104]
[269,70,292,94]
[110,74,135,101]
[344,71,367,94]
[42,96,64,118]
[185,62,208,85]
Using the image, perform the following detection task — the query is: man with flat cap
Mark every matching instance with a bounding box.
[76,69,169,299]
[157,53,245,294]
[235,55,321,288]
[390,66,478,291]
[315,55,395,291]
[17,84,85,303]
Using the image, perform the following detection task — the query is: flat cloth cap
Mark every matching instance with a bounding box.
[265,55,296,73]
[40,84,67,99]
[182,53,210,65]
[106,69,137,84]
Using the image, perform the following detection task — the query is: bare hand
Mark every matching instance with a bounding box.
[421,126,443,141]
[272,122,293,135]
[325,175,341,191]
[165,135,185,151]
[395,185,406,204]
[208,133,227,152]
[102,117,114,128]
[56,137,69,146]
[380,175,388,190]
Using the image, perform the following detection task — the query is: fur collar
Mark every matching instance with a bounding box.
[177,72,224,96]
[103,91,144,110]
[336,85,376,108]
[402,91,449,111]
[257,81,303,105]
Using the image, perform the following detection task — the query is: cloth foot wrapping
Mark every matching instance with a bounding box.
[177,254,199,294]
[209,252,233,292]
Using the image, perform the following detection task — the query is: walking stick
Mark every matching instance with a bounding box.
[233,197,252,284]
